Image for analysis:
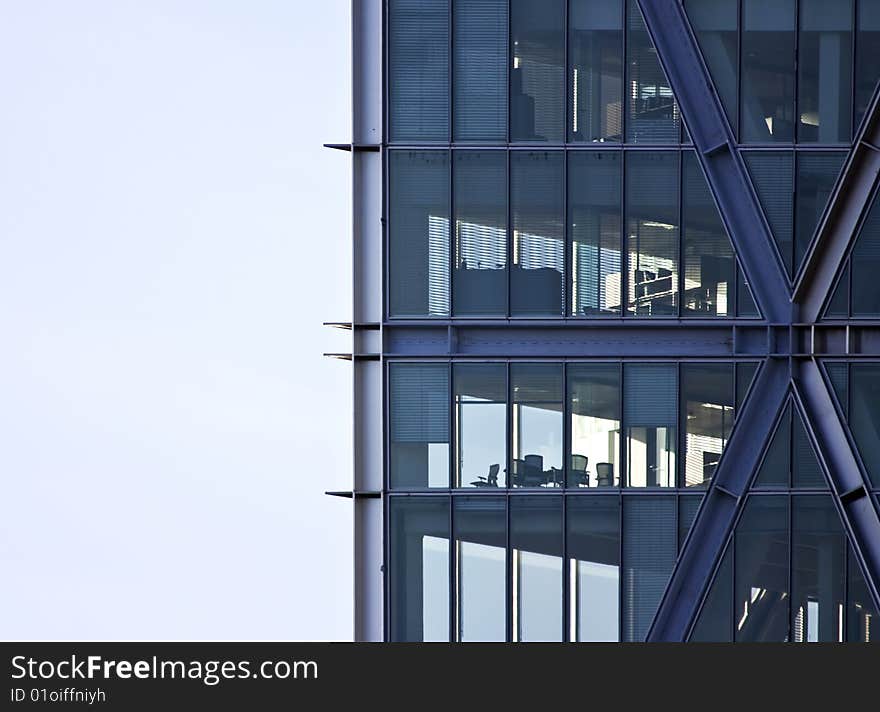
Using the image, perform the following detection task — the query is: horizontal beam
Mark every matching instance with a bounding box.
[647,359,790,641]
[794,84,880,321]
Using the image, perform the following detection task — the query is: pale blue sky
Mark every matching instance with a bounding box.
[0,0,354,640]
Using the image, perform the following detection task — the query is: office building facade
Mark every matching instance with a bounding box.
[332,0,880,641]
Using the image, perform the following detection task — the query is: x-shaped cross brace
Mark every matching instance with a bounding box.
[637,0,880,640]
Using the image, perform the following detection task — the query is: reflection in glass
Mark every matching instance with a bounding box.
[511,0,565,142]
[389,151,450,317]
[685,0,738,134]
[390,498,450,641]
[848,544,880,642]
[455,364,507,488]
[735,496,789,642]
[568,152,622,316]
[569,0,623,142]
[455,496,507,641]
[511,364,563,488]
[791,496,845,642]
[453,151,507,316]
[855,0,880,130]
[681,364,733,488]
[453,0,508,142]
[849,364,880,488]
[626,0,679,143]
[754,402,791,488]
[625,152,679,317]
[568,364,620,487]
[682,152,734,317]
[797,0,852,143]
[690,547,733,641]
[744,152,794,275]
[625,364,677,487]
[389,364,450,488]
[795,152,845,274]
[388,0,449,143]
[511,497,563,641]
[741,0,795,143]
[852,194,880,317]
[511,152,564,316]
[622,495,676,641]
[568,497,620,641]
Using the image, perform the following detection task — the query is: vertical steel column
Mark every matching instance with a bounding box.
[352,0,384,642]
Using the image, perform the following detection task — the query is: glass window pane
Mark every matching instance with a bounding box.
[511,152,564,316]
[453,0,508,141]
[735,361,759,415]
[754,402,791,488]
[511,496,563,641]
[678,494,703,550]
[568,496,620,641]
[681,364,734,488]
[682,151,734,317]
[791,496,845,642]
[626,0,679,143]
[454,364,507,488]
[850,364,880,488]
[389,151,450,317]
[684,0,738,134]
[741,0,795,143]
[453,151,507,316]
[622,495,676,641]
[568,151,622,316]
[390,364,450,488]
[848,544,880,642]
[797,0,853,143]
[735,496,789,642]
[825,263,850,317]
[737,270,760,317]
[795,152,845,274]
[625,151,679,317]
[744,151,794,276]
[569,0,623,142]
[792,411,826,489]
[390,497,450,641]
[690,546,733,641]
[568,364,621,488]
[855,0,880,130]
[511,0,565,142]
[852,195,880,316]
[454,496,507,641]
[625,363,677,487]
[825,362,848,413]
[511,364,563,488]
[389,0,450,142]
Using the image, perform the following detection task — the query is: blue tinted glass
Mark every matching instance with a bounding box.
[390,497,450,641]
[569,0,623,142]
[511,0,565,142]
[454,0,508,141]
[797,0,853,143]
[389,151,450,317]
[741,0,795,143]
[389,0,450,142]
[511,152,564,315]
